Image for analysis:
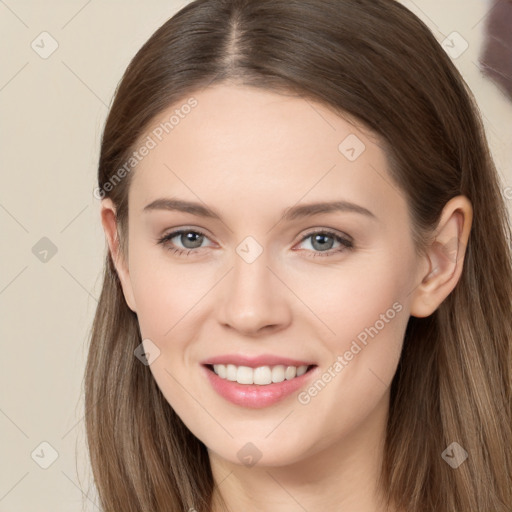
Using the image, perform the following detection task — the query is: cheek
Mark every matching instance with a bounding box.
[129,238,411,352]
[127,243,213,338]
[293,252,410,397]
[292,252,408,341]
[329,295,406,394]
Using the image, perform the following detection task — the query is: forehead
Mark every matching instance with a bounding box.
[128,84,406,224]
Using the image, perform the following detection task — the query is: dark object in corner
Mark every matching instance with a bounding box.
[479,0,512,101]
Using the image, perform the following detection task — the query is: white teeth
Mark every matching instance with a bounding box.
[285,366,296,380]
[271,365,285,383]
[215,364,227,379]
[212,364,310,385]
[296,365,308,377]
[237,366,254,384]
[226,364,237,381]
[254,366,272,385]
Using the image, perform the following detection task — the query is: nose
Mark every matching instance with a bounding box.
[217,248,292,336]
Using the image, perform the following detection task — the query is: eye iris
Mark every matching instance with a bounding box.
[311,233,334,251]
[181,231,204,249]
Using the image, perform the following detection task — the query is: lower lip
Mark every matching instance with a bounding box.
[202,365,318,409]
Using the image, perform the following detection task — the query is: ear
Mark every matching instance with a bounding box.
[410,195,473,318]
[100,198,137,312]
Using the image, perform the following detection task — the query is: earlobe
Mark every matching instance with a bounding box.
[100,198,137,312]
[410,196,472,318]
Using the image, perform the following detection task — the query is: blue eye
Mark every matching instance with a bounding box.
[156,228,354,257]
[157,229,212,256]
[296,230,354,257]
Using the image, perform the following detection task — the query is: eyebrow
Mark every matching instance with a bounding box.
[143,198,377,221]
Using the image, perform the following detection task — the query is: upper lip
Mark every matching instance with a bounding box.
[201,354,316,368]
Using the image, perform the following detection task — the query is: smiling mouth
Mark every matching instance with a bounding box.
[205,363,317,386]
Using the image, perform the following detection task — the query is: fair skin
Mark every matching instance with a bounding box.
[100,84,472,512]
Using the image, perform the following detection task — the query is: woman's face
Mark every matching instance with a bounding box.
[106,84,430,467]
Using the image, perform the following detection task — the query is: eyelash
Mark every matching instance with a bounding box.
[156,228,354,258]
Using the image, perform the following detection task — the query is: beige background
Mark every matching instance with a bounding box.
[1,1,511,510]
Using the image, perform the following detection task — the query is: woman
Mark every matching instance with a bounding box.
[85,0,512,510]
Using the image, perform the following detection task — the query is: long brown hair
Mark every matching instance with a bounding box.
[85,0,512,510]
